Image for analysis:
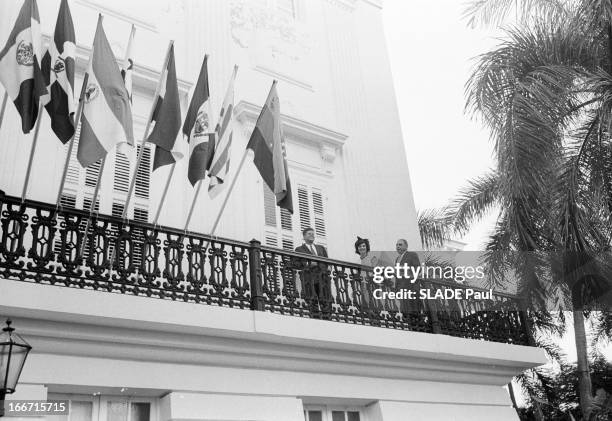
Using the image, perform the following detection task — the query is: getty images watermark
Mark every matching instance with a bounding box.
[369,262,493,301]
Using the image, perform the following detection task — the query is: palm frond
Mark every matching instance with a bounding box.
[463,0,574,28]
[447,170,500,235]
[417,209,454,249]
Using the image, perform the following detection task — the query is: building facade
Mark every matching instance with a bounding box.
[0,1,545,420]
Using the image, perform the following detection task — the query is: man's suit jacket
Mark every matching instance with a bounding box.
[396,250,420,268]
[295,244,328,258]
[395,251,421,285]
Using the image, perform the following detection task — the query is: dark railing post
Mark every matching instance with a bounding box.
[248,239,265,311]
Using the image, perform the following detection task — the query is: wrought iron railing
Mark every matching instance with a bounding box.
[0,190,533,346]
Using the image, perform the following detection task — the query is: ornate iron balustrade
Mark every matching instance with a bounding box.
[0,190,533,346]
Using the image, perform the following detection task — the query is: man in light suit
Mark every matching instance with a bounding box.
[295,227,330,318]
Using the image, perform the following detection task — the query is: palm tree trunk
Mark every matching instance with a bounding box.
[574,309,593,417]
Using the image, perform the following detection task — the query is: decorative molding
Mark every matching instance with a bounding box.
[230,0,313,90]
[234,101,348,152]
[360,0,383,9]
[76,0,159,32]
[253,65,313,92]
[323,0,357,12]
[230,0,308,50]
[320,144,337,164]
[323,0,383,12]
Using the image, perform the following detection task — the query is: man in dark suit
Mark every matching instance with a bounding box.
[394,238,422,313]
[295,227,331,318]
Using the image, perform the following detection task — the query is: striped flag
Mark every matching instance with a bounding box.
[247,81,293,213]
[121,25,135,103]
[0,0,47,134]
[147,44,182,171]
[208,65,237,198]
[183,55,214,187]
[77,17,134,168]
[41,0,76,144]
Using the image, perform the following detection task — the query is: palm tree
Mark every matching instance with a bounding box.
[418,1,612,417]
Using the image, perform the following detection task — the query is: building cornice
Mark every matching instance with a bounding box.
[324,0,383,11]
[42,34,192,97]
[234,100,348,150]
[75,0,159,32]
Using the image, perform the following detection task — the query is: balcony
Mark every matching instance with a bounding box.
[0,190,532,346]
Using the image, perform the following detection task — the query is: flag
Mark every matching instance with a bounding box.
[41,0,76,144]
[121,25,135,102]
[77,17,134,168]
[183,55,214,186]
[0,0,46,134]
[147,44,182,171]
[208,65,237,198]
[246,81,293,213]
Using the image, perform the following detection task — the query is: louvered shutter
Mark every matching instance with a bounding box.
[263,183,277,227]
[297,185,310,231]
[312,189,326,238]
[113,153,130,193]
[135,145,151,199]
[65,123,81,186]
[85,161,101,187]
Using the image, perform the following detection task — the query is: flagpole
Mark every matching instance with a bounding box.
[123,24,136,80]
[122,40,174,221]
[184,178,205,231]
[153,161,176,226]
[79,156,106,257]
[55,73,89,208]
[207,148,249,236]
[20,102,44,202]
[57,15,102,208]
[206,79,277,237]
[0,92,8,132]
[186,64,240,235]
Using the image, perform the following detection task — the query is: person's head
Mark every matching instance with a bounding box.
[354,237,370,257]
[396,238,408,254]
[302,228,315,244]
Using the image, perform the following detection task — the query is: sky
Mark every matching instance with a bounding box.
[382,0,500,250]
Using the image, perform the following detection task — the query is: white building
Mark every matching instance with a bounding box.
[0,1,545,420]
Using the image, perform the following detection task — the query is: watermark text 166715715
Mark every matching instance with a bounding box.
[5,401,69,416]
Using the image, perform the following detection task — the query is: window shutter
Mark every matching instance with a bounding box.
[113,152,130,193]
[134,207,149,223]
[85,160,102,188]
[280,208,292,231]
[66,123,81,186]
[135,145,151,199]
[281,237,293,250]
[59,193,77,209]
[263,183,277,227]
[312,189,326,238]
[297,185,310,231]
[264,233,278,248]
[82,196,100,213]
[111,202,124,218]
